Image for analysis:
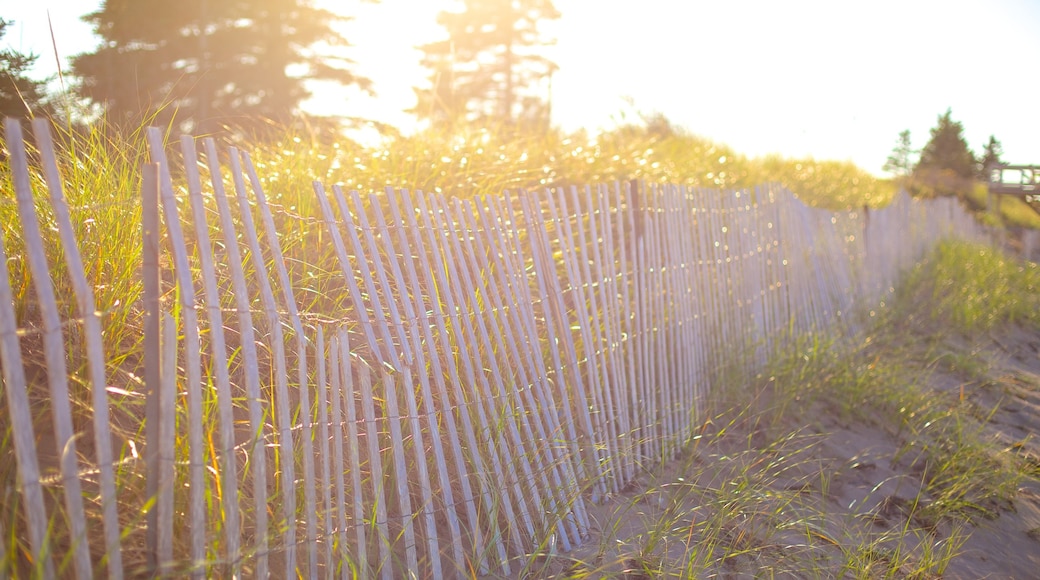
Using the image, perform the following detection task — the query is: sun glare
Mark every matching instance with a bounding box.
[5,0,1040,171]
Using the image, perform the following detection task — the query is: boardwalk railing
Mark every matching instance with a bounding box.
[0,119,981,578]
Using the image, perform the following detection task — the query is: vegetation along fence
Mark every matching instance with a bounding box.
[0,118,982,578]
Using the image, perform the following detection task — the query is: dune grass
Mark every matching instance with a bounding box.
[0,114,1028,576]
[521,240,1038,578]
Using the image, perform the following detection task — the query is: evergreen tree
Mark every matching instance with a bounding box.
[414,0,559,129]
[0,19,50,119]
[976,135,1004,180]
[72,0,372,133]
[915,109,976,181]
[882,129,915,178]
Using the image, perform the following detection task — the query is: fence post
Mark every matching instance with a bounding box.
[141,162,161,573]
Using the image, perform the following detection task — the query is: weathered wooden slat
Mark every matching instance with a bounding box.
[517,190,603,506]
[474,196,583,547]
[227,149,298,577]
[179,136,242,572]
[400,188,500,575]
[314,327,336,577]
[354,362,392,580]
[6,119,93,580]
[0,187,53,580]
[146,128,207,575]
[379,367,420,574]
[600,183,638,476]
[584,185,632,483]
[547,187,621,491]
[428,193,540,551]
[342,190,421,574]
[201,139,268,578]
[240,152,319,578]
[32,119,126,579]
[157,312,177,569]
[327,332,354,576]
[337,331,370,578]
[494,192,591,536]
[371,189,455,575]
[625,182,654,464]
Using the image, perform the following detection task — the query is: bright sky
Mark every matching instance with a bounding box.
[5,0,1039,175]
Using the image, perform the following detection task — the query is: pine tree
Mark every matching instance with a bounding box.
[976,135,1003,180]
[414,0,559,129]
[71,0,372,133]
[0,19,50,119]
[882,129,915,179]
[912,109,977,196]
[915,109,976,181]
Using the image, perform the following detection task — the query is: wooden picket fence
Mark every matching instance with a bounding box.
[0,118,981,578]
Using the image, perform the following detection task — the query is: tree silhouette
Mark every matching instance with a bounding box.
[414,0,559,129]
[913,109,976,196]
[882,129,915,179]
[72,0,373,133]
[916,109,975,179]
[0,19,49,119]
[976,135,1003,180]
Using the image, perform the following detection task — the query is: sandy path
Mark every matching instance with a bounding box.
[518,325,1040,578]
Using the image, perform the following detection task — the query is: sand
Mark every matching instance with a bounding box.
[519,324,1040,578]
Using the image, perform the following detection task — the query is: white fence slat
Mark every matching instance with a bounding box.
[656,186,677,444]
[472,197,581,549]
[146,129,207,574]
[612,182,643,466]
[314,327,336,576]
[0,208,53,580]
[179,136,243,571]
[340,188,413,366]
[624,184,652,464]
[639,186,663,455]
[201,139,268,578]
[157,312,177,569]
[379,368,420,574]
[355,363,392,580]
[312,182,388,366]
[228,149,297,577]
[547,187,621,492]
[517,191,602,509]
[430,194,541,549]
[647,187,673,454]
[371,190,451,575]
[240,152,319,578]
[676,187,702,432]
[327,332,353,576]
[398,189,498,575]
[636,191,659,460]
[491,193,591,537]
[414,190,519,569]
[5,119,93,580]
[598,184,637,479]
[675,186,700,437]
[32,119,125,580]
[337,331,369,578]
